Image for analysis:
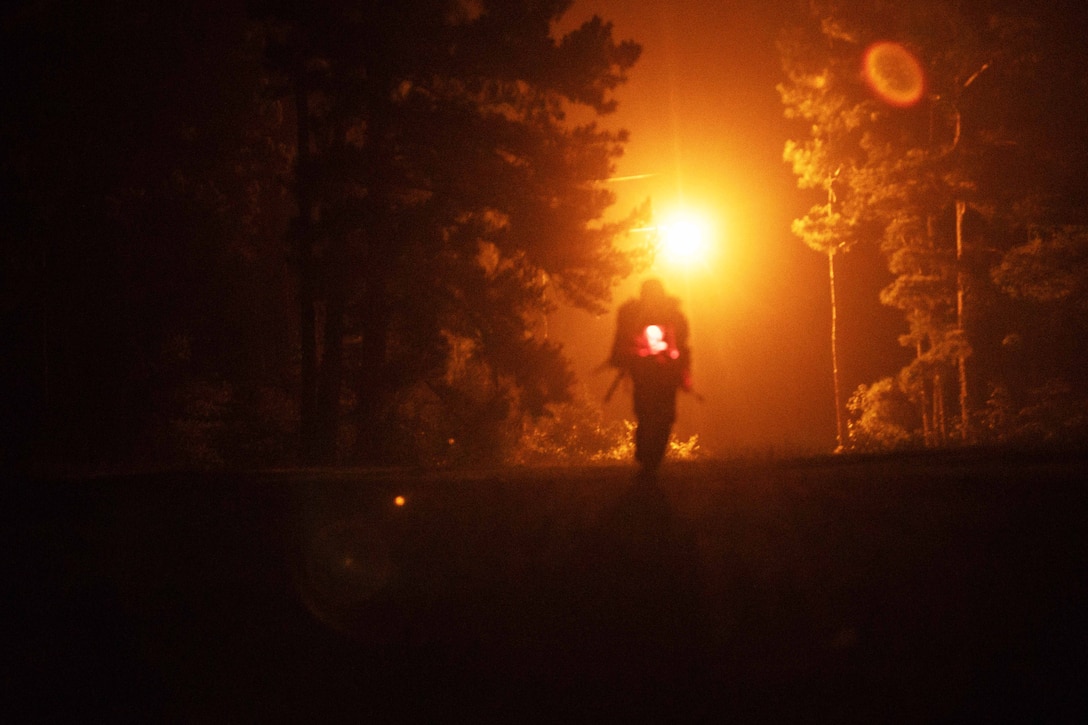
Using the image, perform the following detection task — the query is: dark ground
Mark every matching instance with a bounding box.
[5,450,1088,722]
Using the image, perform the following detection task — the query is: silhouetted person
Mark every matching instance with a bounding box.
[609,278,691,479]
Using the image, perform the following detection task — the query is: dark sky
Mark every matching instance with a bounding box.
[552,0,909,455]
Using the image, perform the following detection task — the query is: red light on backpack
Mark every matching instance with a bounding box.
[642,325,668,356]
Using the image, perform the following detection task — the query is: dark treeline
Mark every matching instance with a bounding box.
[4,1,290,471]
[2,0,646,472]
[780,0,1088,452]
[6,1,1087,472]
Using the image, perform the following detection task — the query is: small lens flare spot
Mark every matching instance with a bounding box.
[394,495,406,507]
[863,41,925,107]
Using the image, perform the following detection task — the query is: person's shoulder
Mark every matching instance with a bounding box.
[666,295,686,314]
[667,297,689,324]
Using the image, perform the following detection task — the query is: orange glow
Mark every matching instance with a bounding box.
[394,495,406,507]
[863,42,925,107]
[544,1,887,455]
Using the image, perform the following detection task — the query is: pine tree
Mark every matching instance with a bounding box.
[253,0,643,463]
[779,10,874,451]
[781,0,1047,450]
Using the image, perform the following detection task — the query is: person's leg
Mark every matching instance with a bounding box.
[646,420,671,468]
[633,380,676,475]
[634,420,648,467]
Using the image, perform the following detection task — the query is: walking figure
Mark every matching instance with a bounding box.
[608,278,692,479]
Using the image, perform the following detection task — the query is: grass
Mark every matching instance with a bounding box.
[6,449,1087,721]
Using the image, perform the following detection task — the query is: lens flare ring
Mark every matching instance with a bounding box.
[863,41,925,108]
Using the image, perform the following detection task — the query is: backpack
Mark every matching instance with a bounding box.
[613,296,687,370]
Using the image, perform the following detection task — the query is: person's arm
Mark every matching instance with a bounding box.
[676,311,692,391]
[609,303,636,368]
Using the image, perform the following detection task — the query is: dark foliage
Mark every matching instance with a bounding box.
[1,0,644,470]
[781,0,1088,451]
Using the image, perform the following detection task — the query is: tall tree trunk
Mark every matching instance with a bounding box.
[354,281,390,463]
[934,371,947,445]
[955,198,971,442]
[828,247,845,452]
[917,340,933,446]
[294,74,319,464]
[315,293,345,464]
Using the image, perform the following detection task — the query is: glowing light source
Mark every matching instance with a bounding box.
[863,41,925,107]
[656,209,713,268]
[394,495,406,507]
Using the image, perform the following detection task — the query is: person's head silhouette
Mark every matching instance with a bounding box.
[640,278,666,306]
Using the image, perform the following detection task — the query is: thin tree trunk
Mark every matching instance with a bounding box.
[955,198,970,442]
[917,340,932,446]
[294,73,319,464]
[354,283,390,463]
[934,371,947,445]
[828,247,845,452]
[316,293,345,463]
